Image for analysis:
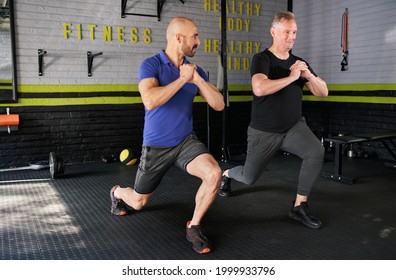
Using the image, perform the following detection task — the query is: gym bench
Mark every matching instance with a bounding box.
[322,131,396,184]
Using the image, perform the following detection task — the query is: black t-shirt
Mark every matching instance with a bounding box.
[249,49,316,133]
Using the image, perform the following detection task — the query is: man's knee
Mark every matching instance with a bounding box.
[243,177,256,186]
[229,167,257,185]
[304,142,325,161]
[203,164,222,190]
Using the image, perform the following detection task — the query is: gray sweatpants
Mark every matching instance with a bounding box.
[228,117,324,196]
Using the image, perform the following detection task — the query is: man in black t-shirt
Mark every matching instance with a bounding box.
[219,11,328,229]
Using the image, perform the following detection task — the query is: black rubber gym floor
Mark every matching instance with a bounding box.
[1,153,395,260]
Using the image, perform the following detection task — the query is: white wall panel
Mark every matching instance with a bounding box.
[13,0,287,87]
[293,0,396,85]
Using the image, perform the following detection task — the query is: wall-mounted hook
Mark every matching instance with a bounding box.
[87,51,103,77]
[38,49,47,76]
[121,0,185,21]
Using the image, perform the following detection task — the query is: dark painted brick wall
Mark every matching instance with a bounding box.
[0,103,230,168]
[303,99,396,161]
[2,91,395,168]
[1,104,145,168]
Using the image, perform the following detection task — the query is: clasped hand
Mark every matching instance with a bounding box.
[180,63,201,84]
[289,60,312,80]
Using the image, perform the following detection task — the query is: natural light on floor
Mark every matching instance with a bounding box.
[0,181,82,245]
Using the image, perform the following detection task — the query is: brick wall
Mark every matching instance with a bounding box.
[0,104,144,167]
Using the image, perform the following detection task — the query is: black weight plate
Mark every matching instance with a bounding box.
[57,156,65,175]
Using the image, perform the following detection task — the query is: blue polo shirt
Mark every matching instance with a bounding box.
[138,50,209,147]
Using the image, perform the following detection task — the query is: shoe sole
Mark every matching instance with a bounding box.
[288,212,321,229]
[111,209,128,216]
[198,247,211,254]
[186,235,211,254]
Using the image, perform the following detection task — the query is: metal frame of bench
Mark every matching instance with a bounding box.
[322,131,396,184]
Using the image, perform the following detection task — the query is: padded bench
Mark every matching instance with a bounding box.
[322,131,396,184]
[0,114,19,133]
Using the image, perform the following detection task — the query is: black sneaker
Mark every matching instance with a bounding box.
[218,175,232,197]
[288,202,322,229]
[110,185,128,216]
[186,221,212,254]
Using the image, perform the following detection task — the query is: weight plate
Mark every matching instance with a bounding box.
[49,152,58,179]
[57,156,65,175]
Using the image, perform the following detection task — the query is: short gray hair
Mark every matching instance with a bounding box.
[270,11,295,28]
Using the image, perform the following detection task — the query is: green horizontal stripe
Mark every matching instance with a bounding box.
[1,95,395,107]
[303,95,396,104]
[19,84,245,93]
[228,84,396,92]
[19,84,139,93]
[194,96,253,102]
[1,96,142,107]
[1,83,395,107]
[228,84,252,91]
[15,83,396,93]
[327,84,396,91]
[0,86,13,90]
[224,95,396,104]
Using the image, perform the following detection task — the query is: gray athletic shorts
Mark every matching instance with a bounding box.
[134,133,208,194]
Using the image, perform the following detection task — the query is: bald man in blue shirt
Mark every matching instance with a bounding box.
[110,17,224,254]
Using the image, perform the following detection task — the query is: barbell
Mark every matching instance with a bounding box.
[0,152,65,181]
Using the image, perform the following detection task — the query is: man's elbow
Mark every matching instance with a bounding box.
[142,99,156,111]
[315,91,328,98]
[144,104,155,111]
[213,101,225,111]
[253,87,269,97]
[319,87,329,97]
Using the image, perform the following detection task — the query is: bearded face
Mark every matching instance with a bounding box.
[181,39,199,57]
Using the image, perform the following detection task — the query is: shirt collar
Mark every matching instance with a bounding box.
[159,50,189,65]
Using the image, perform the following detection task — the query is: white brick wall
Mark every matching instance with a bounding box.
[293,0,396,84]
[8,0,396,88]
[14,0,286,87]
[0,29,12,80]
